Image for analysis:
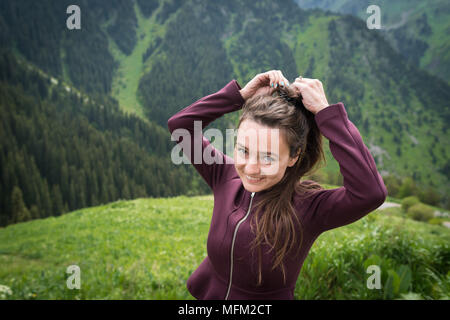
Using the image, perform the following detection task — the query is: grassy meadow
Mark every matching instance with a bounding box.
[0,193,448,300]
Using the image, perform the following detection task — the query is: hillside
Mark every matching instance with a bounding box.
[0,50,209,227]
[0,0,449,222]
[294,0,450,84]
[132,0,450,204]
[0,193,448,299]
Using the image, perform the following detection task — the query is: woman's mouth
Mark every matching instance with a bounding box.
[245,175,265,183]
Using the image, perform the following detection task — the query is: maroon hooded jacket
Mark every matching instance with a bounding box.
[167,79,388,300]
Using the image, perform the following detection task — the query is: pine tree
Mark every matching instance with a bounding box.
[29,204,40,220]
[69,181,76,210]
[10,186,31,223]
[52,184,64,216]
[40,179,53,217]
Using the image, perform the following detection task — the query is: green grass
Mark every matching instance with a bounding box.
[299,206,449,299]
[0,193,448,300]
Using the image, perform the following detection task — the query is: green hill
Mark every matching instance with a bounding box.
[0,194,448,299]
[294,0,450,85]
[0,50,208,227]
[133,0,450,204]
[0,1,449,228]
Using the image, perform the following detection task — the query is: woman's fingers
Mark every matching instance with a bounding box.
[267,70,276,94]
[295,76,307,82]
[275,70,282,88]
[290,77,329,113]
[269,70,277,88]
[278,70,290,87]
[289,82,304,97]
[269,70,289,89]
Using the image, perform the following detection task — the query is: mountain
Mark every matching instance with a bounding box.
[0,0,449,224]
[0,50,205,226]
[294,0,450,85]
[135,0,450,205]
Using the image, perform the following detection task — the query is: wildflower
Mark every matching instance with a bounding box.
[27,292,37,298]
[0,285,12,299]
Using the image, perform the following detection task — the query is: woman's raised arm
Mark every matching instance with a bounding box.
[167,80,245,191]
[302,102,388,234]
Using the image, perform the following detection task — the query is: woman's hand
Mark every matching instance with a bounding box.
[239,70,290,101]
[290,77,330,115]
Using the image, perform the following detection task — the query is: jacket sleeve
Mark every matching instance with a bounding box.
[306,102,388,234]
[167,79,245,191]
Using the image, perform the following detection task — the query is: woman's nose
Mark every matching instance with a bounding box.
[244,162,261,175]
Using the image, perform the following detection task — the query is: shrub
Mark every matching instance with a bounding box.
[401,196,420,212]
[427,218,445,226]
[398,177,419,198]
[418,186,441,206]
[383,174,401,197]
[407,203,434,222]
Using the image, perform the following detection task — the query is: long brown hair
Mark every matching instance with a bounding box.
[237,84,326,286]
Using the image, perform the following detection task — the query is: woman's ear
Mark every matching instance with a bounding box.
[288,149,301,167]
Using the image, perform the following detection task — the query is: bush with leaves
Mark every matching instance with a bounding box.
[401,196,420,212]
[407,203,434,222]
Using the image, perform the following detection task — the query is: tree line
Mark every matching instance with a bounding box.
[0,50,209,227]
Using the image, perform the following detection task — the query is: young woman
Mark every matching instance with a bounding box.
[167,70,388,300]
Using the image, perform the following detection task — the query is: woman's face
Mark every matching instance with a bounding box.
[234,119,300,192]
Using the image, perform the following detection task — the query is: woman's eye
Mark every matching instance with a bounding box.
[237,148,274,163]
[262,156,274,163]
[238,148,247,155]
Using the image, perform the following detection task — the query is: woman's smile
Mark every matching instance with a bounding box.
[245,175,266,183]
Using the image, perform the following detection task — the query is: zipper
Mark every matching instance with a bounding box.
[225,191,255,300]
